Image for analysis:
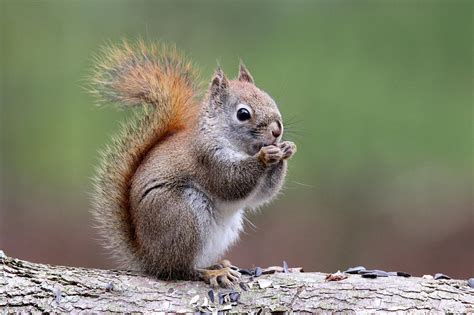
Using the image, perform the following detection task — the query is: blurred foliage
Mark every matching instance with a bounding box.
[1,0,472,276]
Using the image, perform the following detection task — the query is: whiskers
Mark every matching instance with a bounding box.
[287,181,316,189]
[283,115,309,142]
[242,212,258,234]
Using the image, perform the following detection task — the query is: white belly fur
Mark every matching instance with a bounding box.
[194,207,244,268]
[194,176,269,268]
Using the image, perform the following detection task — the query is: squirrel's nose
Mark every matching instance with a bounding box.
[270,121,282,138]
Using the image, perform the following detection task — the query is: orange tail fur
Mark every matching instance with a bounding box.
[90,41,201,267]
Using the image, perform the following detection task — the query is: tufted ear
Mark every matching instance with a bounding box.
[238,61,254,84]
[210,66,229,104]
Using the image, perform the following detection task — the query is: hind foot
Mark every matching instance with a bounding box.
[197,261,241,288]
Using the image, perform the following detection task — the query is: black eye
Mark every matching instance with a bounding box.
[237,108,251,121]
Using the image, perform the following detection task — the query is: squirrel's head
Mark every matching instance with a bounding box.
[206,63,283,155]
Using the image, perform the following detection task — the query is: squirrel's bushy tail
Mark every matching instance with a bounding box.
[90,41,200,267]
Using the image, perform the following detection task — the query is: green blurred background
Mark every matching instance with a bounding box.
[1,0,472,278]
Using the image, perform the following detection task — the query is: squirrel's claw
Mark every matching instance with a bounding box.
[279,141,297,160]
[259,141,296,165]
[198,266,241,288]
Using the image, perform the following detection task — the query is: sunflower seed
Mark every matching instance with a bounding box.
[262,266,279,274]
[283,261,289,273]
[218,293,225,305]
[359,269,388,277]
[229,292,240,302]
[208,290,214,303]
[358,269,374,274]
[468,278,474,288]
[396,271,411,277]
[344,266,366,274]
[254,267,263,277]
[374,270,389,277]
[434,273,451,280]
[239,268,253,276]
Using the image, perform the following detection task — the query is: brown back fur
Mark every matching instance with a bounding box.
[90,41,201,268]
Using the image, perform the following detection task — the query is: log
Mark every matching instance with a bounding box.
[1,252,473,313]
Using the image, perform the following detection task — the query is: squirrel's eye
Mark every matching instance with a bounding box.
[236,108,251,121]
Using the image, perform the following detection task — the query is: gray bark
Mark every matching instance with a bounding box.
[1,254,473,313]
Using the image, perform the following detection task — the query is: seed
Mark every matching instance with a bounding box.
[208,290,214,303]
[434,273,451,280]
[396,271,411,277]
[255,267,263,277]
[358,269,374,275]
[344,266,366,274]
[361,270,388,278]
[261,266,279,274]
[283,261,289,273]
[359,269,388,277]
[375,270,389,277]
[218,293,225,305]
[239,268,253,276]
[467,278,474,288]
[229,292,241,302]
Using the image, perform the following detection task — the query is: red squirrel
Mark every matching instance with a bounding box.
[90,41,296,287]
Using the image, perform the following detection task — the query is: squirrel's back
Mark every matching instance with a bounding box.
[90,41,200,267]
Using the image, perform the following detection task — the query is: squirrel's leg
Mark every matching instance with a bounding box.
[133,181,242,287]
[132,185,202,279]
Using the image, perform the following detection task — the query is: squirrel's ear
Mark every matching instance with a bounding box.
[238,61,254,84]
[210,66,229,103]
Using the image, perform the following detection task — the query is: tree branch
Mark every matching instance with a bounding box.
[1,254,473,312]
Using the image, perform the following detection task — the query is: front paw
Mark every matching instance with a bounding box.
[258,145,283,166]
[279,141,297,160]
